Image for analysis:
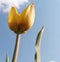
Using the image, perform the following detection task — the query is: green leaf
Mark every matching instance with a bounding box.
[6,54,9,62]
[35,26,44,62]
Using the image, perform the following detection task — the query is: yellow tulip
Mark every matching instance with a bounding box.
[8,3,35,34]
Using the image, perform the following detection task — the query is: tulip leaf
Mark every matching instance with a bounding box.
[6,54,9,62]
[35,26,44,62]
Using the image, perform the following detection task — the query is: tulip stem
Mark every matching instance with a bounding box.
[12,34,20,62]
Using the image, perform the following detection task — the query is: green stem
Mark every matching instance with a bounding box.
[12,34,20,62]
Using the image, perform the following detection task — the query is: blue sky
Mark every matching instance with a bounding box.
[0,0,60,62]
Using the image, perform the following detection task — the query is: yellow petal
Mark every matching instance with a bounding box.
[8,7,17,22]
[18,3,35,33]
[8,7,19,33]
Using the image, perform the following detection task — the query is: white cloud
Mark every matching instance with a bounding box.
[49,60,56,62]
[0,0,29,12]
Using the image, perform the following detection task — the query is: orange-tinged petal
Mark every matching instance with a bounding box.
[18,3,35,33]
[8,7,21,33]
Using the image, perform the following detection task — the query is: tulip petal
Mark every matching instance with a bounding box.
[19,3,35,32]
[8,7,18,33]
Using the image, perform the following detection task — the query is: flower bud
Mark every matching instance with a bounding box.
[8,3,35,34]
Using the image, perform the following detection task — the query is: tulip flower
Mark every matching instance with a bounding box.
[8,3,35,34]
[8,3,35,62]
